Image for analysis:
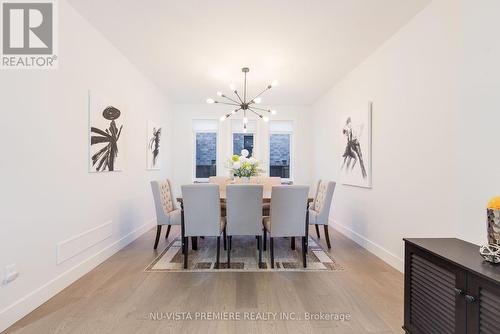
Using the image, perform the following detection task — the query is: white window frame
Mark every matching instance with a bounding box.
[268,126,294,182]
[192,126,218,182]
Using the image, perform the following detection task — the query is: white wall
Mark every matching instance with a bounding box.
[457,0,500,245]
[311,0,462,271]
[0,1,173,331]
[171,104,312,196]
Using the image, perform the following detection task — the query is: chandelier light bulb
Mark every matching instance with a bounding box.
[263,116,269,122]
[243,127,248,133]
[220,115,226,121]
[271,80,279,87]
[206,98,215,104]
[254,97,262,104]
[229,83,236,91]
[217,91,223,97]
[243,117,248,124]
[271,109,277,115]
[231,109,237,114]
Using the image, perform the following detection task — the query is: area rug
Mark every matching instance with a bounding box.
[145,236,344,272]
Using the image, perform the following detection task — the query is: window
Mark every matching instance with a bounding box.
[269,121,293,179]
[231,119,256,156]
[233,133,254,156]
[193,120,218,180]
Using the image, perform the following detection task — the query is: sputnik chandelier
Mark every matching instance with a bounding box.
[206,67,278,133]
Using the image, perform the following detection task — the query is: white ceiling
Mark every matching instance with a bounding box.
[68,0,430,105]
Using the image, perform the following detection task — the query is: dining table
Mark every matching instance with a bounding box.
[176,190,314,250]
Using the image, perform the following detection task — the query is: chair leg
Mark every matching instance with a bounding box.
[191,237,198,251]
[270,237,275,269]
[315,224,320,239]
[165,225,171,239]
[154,225,162,249]
[183,237,188,269]
[258,236,263,268]
[291,237,296,250]
[216,236,221,269]
[263,229,267,251]
[302,236,307,268]
[227,236,231,268]
[223,226,227,251]
[181,231,186,254]
[324,225,331,249]
[229,235,232,250]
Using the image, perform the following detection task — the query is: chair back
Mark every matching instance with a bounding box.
[311,180,336,223]
[226,184,263,236]
[151,179,175,225]
[269,185,309,237]
[181,184,221,237]
[208,176,230,192]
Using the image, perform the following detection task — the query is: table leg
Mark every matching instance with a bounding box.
[180,202,185,255]
[191,237,198,250]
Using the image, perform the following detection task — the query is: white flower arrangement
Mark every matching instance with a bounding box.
[226,149,264,178]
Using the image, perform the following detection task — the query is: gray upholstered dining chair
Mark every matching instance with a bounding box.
[263,185,310,268]
[309,180,336,249]
[181,184,226,269]
[225,184,264,268]
[151,179,181,249]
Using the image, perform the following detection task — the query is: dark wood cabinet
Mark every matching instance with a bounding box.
[404,238,500,334]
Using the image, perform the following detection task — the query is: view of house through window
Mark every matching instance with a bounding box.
[269,134,291,178]
[195,132,217,179]
[269,120,293,179]
[233,133,254,156]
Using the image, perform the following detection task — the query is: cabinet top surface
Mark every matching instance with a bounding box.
[404,238,500,283]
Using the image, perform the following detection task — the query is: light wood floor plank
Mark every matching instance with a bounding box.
[3,226,404,334]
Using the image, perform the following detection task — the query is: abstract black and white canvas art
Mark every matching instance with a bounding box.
[147,121,162,170]
[340,102,372,188]
[88,92,124,172]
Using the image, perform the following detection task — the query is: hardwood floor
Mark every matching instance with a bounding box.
[3,226,404,334]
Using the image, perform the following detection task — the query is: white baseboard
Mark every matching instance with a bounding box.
[330,219,404,272]
[0,219,155,333]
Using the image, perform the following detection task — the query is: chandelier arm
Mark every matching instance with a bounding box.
[216,101,241,106]
[233,90,244,104]
[222,107,242,121]
[248,106,271,112]
[248,108,263,118]
[248,86,270,103]
[221,94,241,104]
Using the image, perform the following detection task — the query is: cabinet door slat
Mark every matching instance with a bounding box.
[479,287,500,334]
[408,253,456,334]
